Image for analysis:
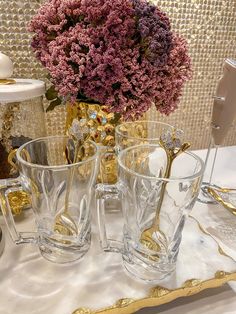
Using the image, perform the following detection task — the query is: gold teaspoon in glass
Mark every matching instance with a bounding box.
[54,119,90,236]
[140,130,190,254]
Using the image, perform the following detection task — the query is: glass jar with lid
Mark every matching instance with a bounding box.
[0,53,46,182]
[0,52,46,255]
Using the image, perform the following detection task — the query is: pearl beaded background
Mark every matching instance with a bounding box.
[0,0,236,148]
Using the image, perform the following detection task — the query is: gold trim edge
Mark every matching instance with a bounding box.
[73,271,236,314]
[73,217,236,314]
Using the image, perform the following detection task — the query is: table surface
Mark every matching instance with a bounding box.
[1,145,236,314]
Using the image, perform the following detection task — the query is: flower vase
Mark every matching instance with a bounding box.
[66,102,120,184]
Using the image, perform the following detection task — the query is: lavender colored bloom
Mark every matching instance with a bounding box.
[133,0,172,66]
[29,0,192,120]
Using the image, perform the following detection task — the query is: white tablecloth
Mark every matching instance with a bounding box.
[1,145,236,314]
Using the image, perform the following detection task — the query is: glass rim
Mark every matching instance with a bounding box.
[115,120,174,141]
[16,135,98,170]
[118,143,205,182]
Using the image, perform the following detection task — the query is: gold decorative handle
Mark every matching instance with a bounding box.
[207,186,236,215]
[7,148,31,173]
[7,148,18,172]
[7,190,31,215]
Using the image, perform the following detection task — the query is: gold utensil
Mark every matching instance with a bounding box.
[140,130,190,254]
[54,119,90,236]
[54,144,80,236]
[207,186,236,215]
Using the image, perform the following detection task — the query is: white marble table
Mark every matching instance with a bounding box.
[0,145,236,314]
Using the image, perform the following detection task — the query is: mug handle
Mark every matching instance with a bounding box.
[0,181,37,245]
[95,182,125,254]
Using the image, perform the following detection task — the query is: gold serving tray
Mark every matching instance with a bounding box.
[73,215,236,314]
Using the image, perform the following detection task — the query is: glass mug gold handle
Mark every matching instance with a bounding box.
[0,149,35,245]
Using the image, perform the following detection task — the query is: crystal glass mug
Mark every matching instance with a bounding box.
[97,144,204,281]
[97,121,174,209]
[0,136,98,263]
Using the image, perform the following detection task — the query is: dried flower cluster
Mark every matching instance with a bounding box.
[29,0,191,120]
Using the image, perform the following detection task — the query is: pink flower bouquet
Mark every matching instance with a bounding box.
[29,0,191,120]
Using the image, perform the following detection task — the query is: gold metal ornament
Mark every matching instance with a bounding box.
[1,102,20,153]
[7,148,18,172]
[66,101,119,184]
[66,102,117,146]
[140,129,190,254]
[0,185,31,216]
[207,186,236,215]
[7,190,31,215]
[0,148,32,216]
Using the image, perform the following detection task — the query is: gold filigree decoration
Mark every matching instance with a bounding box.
[183,279,202,288]
[0,186,31,216]
[7,190,31,215]
[1,103,20,153]
[115,299,134,307]
[66,102,117,147]
[215,271,229,279]
[150,287,170,297]
[0,102,20,179]
[66,102,119,184]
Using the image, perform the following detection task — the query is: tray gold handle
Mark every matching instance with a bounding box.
[207,186,236,215]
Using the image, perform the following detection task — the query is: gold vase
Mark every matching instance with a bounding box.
[65,101,120,184]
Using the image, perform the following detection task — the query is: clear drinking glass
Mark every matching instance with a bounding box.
[0,136,98,263]
[97,121,174,209]
[97,144,204,281]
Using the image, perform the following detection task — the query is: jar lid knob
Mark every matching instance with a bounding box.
[0,52,14,84]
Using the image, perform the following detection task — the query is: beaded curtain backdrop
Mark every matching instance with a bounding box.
[0,0,236,149]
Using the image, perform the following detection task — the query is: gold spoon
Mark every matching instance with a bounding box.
[140,130,190,255]
[207,186,236,215]
[54,119,90,236]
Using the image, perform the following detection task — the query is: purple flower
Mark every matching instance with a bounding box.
[29,0,192,120]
